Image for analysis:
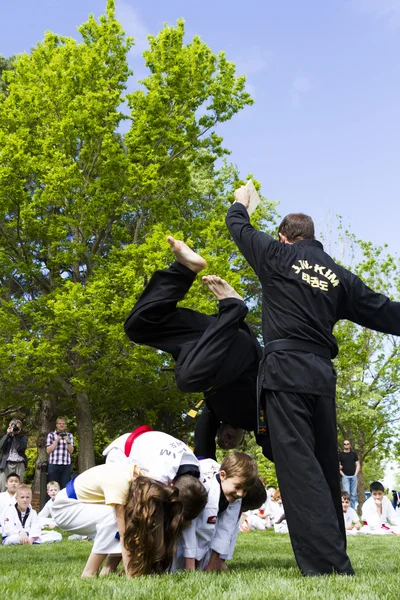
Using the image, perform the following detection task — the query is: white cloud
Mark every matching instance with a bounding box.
[115,0,150,56]
[351,0,400,28]
[234,46,270,76]
[290,71,313,107]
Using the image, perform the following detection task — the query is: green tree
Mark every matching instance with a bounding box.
[0,55,15,96]
[0,1,276,477]
[334,236,400,504]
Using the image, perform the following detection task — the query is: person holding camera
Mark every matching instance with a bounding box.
[46,417,74,489]
[0,419,28,492]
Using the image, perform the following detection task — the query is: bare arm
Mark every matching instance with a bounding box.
[115,504,132,577]
[354,460,360,477]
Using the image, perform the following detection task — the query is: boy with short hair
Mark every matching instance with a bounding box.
[38,481,60,528]
[182,451,258,571]
[0,472,20,519]
[342,491,361,534]
[361,481,400,534]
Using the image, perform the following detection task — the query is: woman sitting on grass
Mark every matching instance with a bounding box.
[52,462,204,578]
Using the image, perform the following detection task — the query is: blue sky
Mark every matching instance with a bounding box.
[2,0,400,254]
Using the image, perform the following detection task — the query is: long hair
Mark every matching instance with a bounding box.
[173,474,208,523]
[123,476,184,576]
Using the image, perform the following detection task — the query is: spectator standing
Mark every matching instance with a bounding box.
[46,417,74,489]
[0,420,28,492]
[338,440,360,509]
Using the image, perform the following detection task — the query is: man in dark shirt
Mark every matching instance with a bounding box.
[338,440,360,509]
[124,237,262,460]
[226,188,400,576]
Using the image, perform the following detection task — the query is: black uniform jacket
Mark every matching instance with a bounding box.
[226,202,400,397]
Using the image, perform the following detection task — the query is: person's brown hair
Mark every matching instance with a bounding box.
[173,474,208,522]
[241,477,267,512]
[278,213,315,242]
[272,489,281,502]
[341,491,350,501]
[220,451,258,489]
[123,476,184,576]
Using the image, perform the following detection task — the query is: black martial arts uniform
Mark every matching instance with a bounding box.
[226,202,400,576]
[124,261,262,459]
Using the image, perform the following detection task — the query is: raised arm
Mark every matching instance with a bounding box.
[226,201,274,276]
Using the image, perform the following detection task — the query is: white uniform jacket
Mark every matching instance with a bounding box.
[103,430,199,485]
[181,459,241,561]
[1,504,42,540]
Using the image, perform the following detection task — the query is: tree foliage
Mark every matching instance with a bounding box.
[333,233,400,501]
[0,0,276,473]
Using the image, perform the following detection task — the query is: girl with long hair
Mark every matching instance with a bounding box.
[52,463,186,577]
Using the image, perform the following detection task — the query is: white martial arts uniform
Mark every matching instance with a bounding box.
[52,463,139,554]
[343,507,360,534]
[361,496,400,534]
[1,504,61,545]
[178,459,242,569]
[38,497,59,528]
[0,492,16,531]
[103,430,199,484]
[239,510,267,532]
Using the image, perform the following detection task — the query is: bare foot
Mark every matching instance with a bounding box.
[202,275,243,301]
[167,236,206,273]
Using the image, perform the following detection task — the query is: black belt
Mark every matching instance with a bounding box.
[263,339,332,360]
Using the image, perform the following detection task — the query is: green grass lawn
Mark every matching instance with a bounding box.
[1,531,400,599]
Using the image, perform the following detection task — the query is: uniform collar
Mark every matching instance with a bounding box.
[293,239,324,250]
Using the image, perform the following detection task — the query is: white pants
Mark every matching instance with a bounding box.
[52,489,121,554]
[2,531,62,545]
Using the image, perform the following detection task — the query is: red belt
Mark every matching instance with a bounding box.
[124,425,153,457]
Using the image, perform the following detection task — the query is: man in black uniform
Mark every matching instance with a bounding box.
[226,188,400,576]
[124,236,262,460]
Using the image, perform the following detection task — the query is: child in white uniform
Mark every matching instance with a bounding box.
[52,462,193,577]
[361,481,400,535]
[342,491,361,534]
[181,452,258,571]
[1,485,61,545]
[0,472,20,525]
[38,481,60,528]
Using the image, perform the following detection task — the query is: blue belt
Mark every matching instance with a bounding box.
[66,476,78,499]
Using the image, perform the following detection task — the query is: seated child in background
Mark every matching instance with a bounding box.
[1,484,61,545]
[38,481,60,528]
[361,481,400,535]
[270,489,288,533]
[239,478,269,532]
[181,452,258,572]
[0,473,20,522]
[342,491,361,534]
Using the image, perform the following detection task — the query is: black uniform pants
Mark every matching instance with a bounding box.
[258,389,354,576]
[124,261,255,393]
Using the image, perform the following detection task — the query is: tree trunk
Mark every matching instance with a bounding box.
[75,390,95,473]
[32,396,57,492]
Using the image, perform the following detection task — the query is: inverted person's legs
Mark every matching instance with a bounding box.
[124,261,213,356]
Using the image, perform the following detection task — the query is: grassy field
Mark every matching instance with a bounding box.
[1,531,400,599]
